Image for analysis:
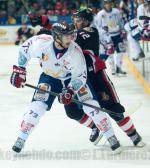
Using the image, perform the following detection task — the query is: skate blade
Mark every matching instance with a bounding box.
[111,146,122,155]
[136,141,146,148]
[116,73,127,77]
[93,134,103,146]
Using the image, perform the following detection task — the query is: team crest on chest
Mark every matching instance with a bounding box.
[42,53,49,61]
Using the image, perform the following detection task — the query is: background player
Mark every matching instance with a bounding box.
[15,23,35,45]
[66,8,145,148]
[95,0,127,76]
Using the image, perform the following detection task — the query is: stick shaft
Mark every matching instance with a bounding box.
[20,0,30,13]
[25,83,123,117]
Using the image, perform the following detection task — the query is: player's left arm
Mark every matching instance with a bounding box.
[58,45,87,105]
[68,47,87,93]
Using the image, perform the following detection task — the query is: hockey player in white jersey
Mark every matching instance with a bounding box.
[124,18,146,61]
[98,26,114,61]
[95,0,127,76]
[10,22,121,154]
[137,0,150,27]
[124,0,150,61]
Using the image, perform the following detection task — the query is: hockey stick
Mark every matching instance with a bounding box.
[20,0,30,14]
[124,101,142,117]
[25,83,124,117]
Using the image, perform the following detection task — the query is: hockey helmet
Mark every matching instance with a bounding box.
[72,8,93,25]
[52,22,75,41]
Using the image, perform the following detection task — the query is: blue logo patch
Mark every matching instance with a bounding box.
[71,79,83,91]
[18,53,27,66]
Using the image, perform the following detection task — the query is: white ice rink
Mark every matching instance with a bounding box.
[0,45,150,168]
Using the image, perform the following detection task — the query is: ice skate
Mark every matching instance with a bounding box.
[108,135,122,154]
[130,133,146,147]
[116,66,127,76]
[89,127,103,145]
[12,137,25,153]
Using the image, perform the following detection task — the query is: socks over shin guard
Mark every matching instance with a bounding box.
[117,116,137,137]
[79,114,96,129]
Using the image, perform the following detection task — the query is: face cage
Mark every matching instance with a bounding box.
[54,31,76,46]
[73,16,91,29]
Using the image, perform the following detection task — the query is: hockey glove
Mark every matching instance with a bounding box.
[143,26,150,37]
[10,65,26,88]
[120,30,127,40]
[58,88,75,105]
[107,44,114,55]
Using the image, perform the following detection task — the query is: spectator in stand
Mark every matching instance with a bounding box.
[61,8,70,16]
[15,24,35,45]
[6,16,17,24]
[0,0,104,24]
[43,0,55,11]
[55,0,64,10]
[0,10,7,24]
[70,1,80,10]
[0,1,7,19]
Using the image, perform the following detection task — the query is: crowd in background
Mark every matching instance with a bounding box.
[0,0,144,25]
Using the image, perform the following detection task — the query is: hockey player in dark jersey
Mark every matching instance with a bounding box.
[15,24,34,45]
[28,9,145,149]
[65,8,145,148]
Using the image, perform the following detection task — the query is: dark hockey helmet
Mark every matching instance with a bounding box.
[72,8,93,26]
[52,22,75,41]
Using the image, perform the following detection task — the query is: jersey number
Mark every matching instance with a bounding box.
[80,32,90,40]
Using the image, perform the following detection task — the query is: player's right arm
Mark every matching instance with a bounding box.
[10,34,52,88]
[58,43,87,105]
[10,36,37,88]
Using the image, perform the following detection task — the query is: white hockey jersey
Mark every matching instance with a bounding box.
[124,18,150,41]
[124,18,142,40]
[124,18,139,31]
[137,3,150,27]
[95,8,124,36]
[99,28,113,55]
[18,34,87,92]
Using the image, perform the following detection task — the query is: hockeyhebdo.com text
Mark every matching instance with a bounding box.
[0,149,150,161]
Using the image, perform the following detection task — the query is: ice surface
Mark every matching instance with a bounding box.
[0,45,150,168]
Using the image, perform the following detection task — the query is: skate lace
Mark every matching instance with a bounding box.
[15,139,24,148]
[91,128,98,136]
[108,136,118,146]
[130,133,139,142]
